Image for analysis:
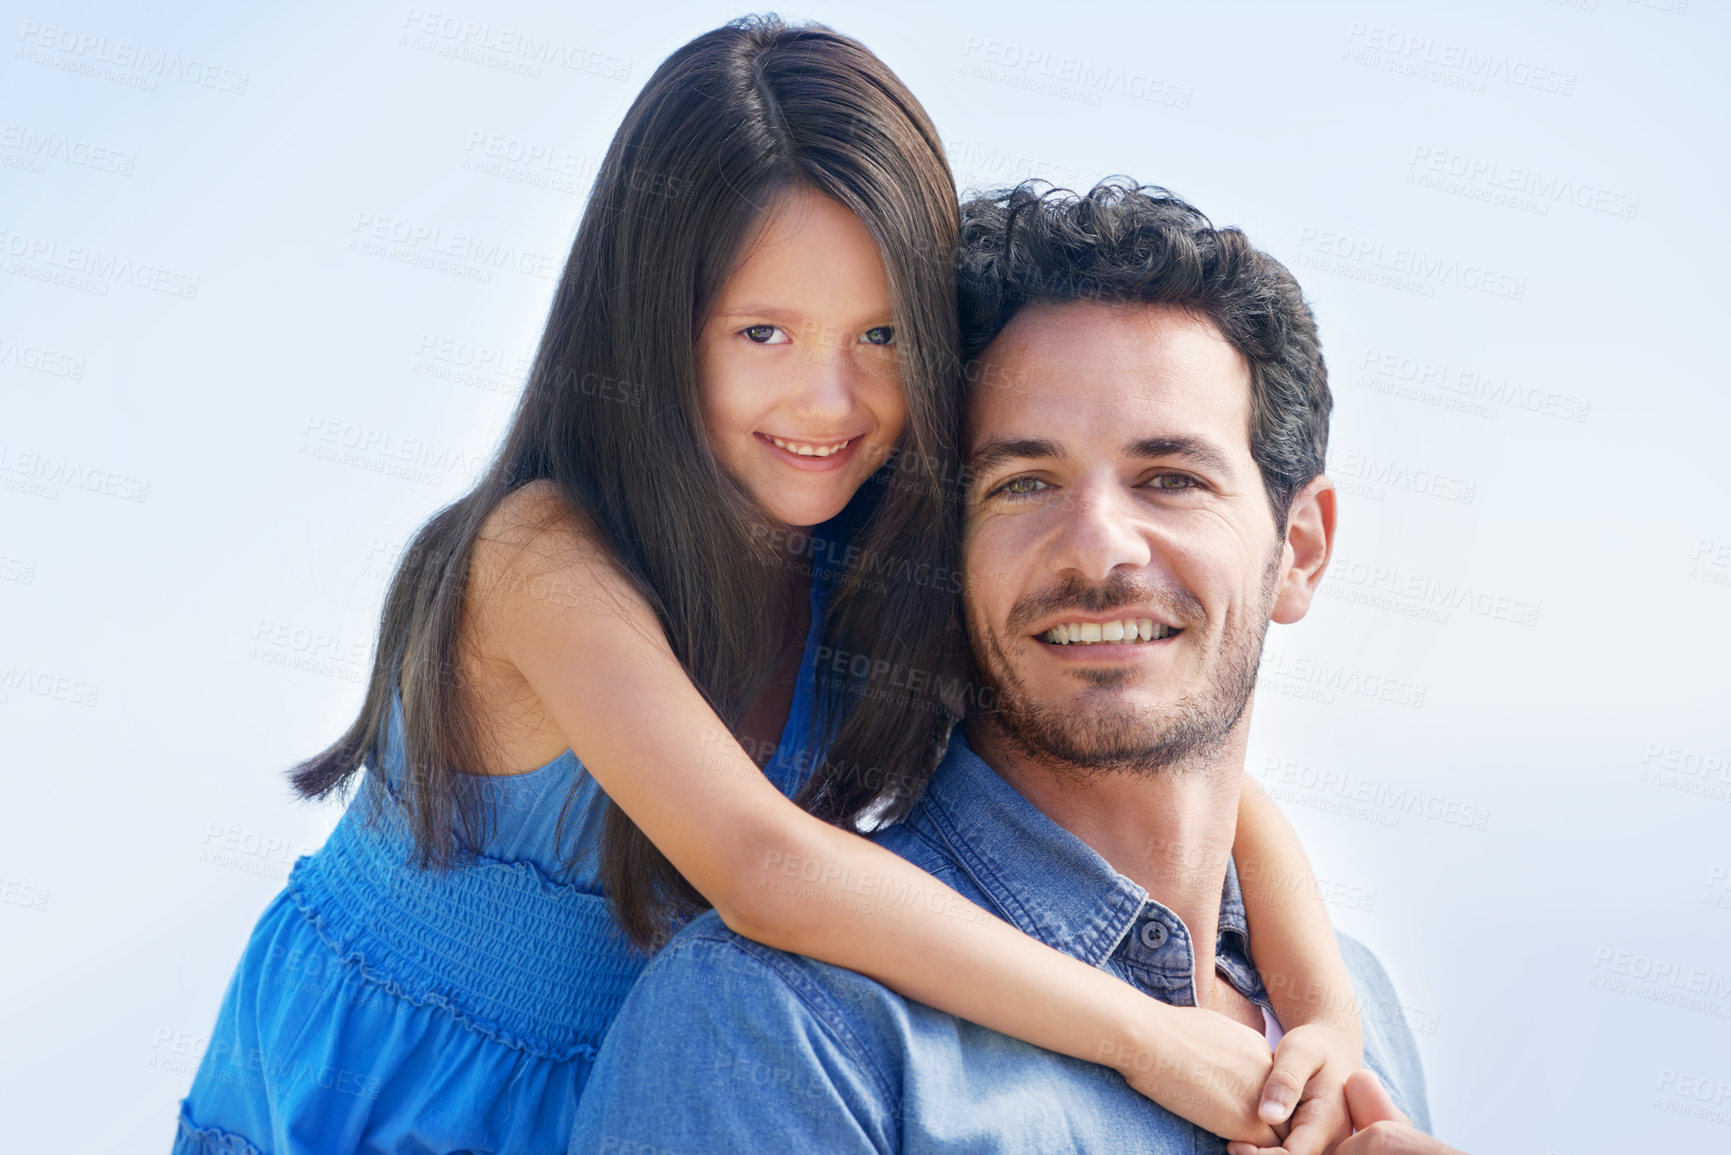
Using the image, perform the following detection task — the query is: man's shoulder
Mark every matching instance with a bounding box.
[650,908,896,1005]
[573,911,906,1152]
[870,812,948,864]
[632,909,912,1081]
[1335,931,1433,1135]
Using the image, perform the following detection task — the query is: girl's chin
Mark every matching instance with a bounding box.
[723,453,866,529]
[753,486,852,530]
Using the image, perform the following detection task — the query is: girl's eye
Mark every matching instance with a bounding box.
[859,325,896,346]
[992,475,1051,500]
[742,325,789,345]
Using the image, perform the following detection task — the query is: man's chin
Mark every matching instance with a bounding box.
[987,696,1205,774]
[1018,683,1175,722]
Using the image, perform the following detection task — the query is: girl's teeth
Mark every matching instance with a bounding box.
[769,436,850,458]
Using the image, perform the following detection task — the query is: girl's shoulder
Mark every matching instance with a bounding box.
[475,479,595,562]
[460,481,663,775]
[468,481,645,620]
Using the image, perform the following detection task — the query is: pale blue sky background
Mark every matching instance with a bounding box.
[2,1,1728,1150]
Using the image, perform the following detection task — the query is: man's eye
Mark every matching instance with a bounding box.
[742,325,789,344]
[992,476,1051,499]
[859,325,896,346]
[1148,473,1200,491]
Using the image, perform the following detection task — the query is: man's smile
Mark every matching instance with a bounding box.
[1037,616,1183,645]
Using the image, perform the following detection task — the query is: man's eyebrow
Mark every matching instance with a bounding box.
[965,437,1063,479]
[1125,436,1236,478]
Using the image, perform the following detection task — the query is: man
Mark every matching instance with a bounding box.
[569,182,1464,1153]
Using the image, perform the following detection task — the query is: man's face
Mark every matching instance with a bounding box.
[962,301,1303,775]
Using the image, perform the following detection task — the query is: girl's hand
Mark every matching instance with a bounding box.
[1231,1069,1468,1155]
[1118,1004,1284,1147]
[1224,1022,1357,1155]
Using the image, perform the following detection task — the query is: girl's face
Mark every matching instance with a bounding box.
[697,187,907,530]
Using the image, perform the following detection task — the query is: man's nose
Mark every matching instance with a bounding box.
[1048,479,1152,583]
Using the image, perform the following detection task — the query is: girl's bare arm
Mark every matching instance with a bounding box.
[472,485,1283,1145]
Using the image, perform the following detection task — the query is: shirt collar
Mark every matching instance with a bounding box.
[910,730,1254,972]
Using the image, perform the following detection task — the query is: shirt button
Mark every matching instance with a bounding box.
[1139,920,1169,950]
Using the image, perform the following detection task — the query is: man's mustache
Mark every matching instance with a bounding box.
[1004,572,1205,635]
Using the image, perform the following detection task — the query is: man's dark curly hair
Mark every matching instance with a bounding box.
[957,179,1331,534]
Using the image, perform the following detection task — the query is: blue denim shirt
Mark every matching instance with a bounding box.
[570,732,1431,1153]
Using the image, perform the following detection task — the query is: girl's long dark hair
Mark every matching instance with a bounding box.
[290,15,966,949]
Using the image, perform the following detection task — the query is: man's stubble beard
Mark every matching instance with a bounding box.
[968,545,1284,779]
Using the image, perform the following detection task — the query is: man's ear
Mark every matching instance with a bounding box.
[1270,474,1336,625]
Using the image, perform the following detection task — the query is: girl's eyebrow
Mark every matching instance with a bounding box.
[712,302,801,318]
[711,303,895,327]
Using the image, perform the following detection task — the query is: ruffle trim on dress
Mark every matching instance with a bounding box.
[172,1108,265,1155]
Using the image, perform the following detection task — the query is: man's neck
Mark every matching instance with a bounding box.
[965,717,1250,1012]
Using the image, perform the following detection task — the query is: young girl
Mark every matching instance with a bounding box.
[175,16,1360,1155]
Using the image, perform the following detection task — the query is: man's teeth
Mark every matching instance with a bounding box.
[770,436,852,458]
[1041,619,1178,645]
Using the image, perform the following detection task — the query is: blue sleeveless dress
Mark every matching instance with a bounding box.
[173,544,845,1154]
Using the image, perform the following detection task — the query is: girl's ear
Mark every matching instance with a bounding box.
[1270,475,1336,626]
